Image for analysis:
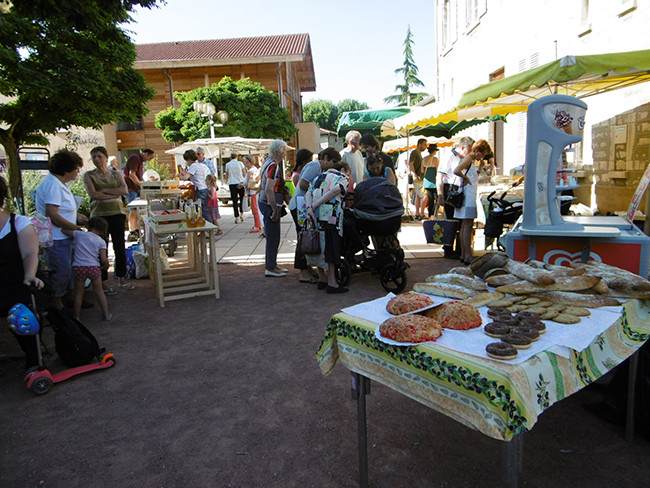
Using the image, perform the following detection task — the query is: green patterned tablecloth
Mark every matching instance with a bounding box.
[317,300,650,441]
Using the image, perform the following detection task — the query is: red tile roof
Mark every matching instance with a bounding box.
[136,33,311,63]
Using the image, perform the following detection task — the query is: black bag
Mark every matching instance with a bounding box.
[484,216,504,238]
[447,185,465,208]
[298,220,321,255]
[47,307,104,367]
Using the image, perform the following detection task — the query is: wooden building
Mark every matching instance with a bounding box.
[103,33,316,166]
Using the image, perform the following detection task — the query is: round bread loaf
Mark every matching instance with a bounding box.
[386,292,434,315]
[425,301,482,330]
[379,315,443,343]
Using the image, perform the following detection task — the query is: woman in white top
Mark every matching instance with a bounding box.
[179,149,209,221]
[242,155,262,233]
[453,140,491,265]
[35,149,87,309]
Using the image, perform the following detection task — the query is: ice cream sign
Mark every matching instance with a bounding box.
[544,103,586,137]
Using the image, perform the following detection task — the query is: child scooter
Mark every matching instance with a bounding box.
[7,296,115,396]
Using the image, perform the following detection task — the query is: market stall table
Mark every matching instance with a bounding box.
[144,218,220,307]
[317,297,650,487]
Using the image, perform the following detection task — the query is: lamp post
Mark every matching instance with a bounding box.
[193,101,228,139]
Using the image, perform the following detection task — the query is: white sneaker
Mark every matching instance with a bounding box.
[265,269,287,277]
[235,217,240,223]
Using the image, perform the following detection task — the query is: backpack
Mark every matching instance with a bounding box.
[47,307,104,367]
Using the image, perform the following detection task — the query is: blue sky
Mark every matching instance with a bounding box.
[129,0,436,109]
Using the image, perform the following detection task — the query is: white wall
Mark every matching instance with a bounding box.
[436,0,650,175]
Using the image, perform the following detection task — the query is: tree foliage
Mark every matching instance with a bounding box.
[303,98,369,132]
[384,26,429,107]
[155,77,297,143]
[0,0,159,198]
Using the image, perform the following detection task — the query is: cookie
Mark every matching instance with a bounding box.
[540,310,560,321]
[509,296,526,303]
[490,299,515,308]
[552,313,581,324]
[519,297,541,305]
[563,306,591,317]
[536,301,553,308]
[525,306,548,315]
[547,304,567,312]
[507,304,530,313]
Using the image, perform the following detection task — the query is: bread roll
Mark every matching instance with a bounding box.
[448,267,474,277]
[461,291,506,308]
[425,273,488,291]
[485,274,520,287]
[469,251,509,278]
[527,291,620,308]
[495,275,601,294]
[413,282,479,299]
[504,260,556,285]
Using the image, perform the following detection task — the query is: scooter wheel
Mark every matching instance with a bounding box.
[31,376,53,396]
[380,263,407,293]
[101,353,116,366]
[336,260,352,287]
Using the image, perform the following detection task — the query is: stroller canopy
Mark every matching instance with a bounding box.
[352,179,404,221]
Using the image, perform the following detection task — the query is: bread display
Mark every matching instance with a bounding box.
[386,292,435,315]
[379,315,443,343]
[424,301,482,330]
[527,291,620,308]
[495,275,601,294]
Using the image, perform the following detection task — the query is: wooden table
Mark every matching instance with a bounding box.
[145,219,220,307]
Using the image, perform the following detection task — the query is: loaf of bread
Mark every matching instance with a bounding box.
[413,282,479,299]
[379,315,443,343]
[485,274,520,287]
[504,260,556,285]
[495,275,601,294]
[571,262,650,292]
[469,251,510,278]
[527,291,621,308]
[460,291,506,308]
[448,267,474,277]
[425,273,487,291]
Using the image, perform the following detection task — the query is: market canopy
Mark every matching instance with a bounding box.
[392,99,507,137]
[382,135,460,154]
[457,48,650,115]
[336,108,411,137]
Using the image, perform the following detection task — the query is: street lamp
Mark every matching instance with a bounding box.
[193,101,228,139]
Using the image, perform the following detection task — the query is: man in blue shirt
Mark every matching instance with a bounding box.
[196,147,216,175]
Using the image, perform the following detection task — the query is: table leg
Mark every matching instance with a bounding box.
[500,433,523,487]
[351,372,371,488]
[625,351,639,443]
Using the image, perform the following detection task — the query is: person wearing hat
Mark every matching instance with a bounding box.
[422,143,440,218]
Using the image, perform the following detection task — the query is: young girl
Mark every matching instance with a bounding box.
[65,217,111,321]
[205,174,223,235]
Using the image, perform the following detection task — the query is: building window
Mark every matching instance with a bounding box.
[442,0,452,51]
[466,0,486,31]
[579,0,592,36]
[619,0,636,16]
[117,116,144,131]
[490,68,505,83]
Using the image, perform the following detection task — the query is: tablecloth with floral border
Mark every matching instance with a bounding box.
[317,299,650,441]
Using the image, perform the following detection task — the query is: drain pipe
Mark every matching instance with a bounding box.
[164,68,174,107]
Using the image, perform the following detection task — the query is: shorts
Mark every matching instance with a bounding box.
[413,179,426,198]
[127,191,140,204]
[73,266,102,281]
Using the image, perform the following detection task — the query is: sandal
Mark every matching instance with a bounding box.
[104,287,117,296]
[216,229,223,235]
[118,282,135,290]
[299,277,318,284]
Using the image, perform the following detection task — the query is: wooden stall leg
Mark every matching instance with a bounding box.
[625,351,639,443]
[351,372,371,488]
[500,433,523,487]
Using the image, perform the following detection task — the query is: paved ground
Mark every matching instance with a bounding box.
[1,205,649,488]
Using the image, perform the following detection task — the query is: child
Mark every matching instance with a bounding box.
[64,217,111,321]
[205,174,223,235]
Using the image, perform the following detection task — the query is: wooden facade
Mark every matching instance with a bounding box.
[105,34,315,168]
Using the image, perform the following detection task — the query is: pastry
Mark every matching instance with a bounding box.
[386,292,434,315]
[486,342,518,360]
[461,291,506,308]
[552,313,581,324]
[379,315,443,343]
[413,282,479,299]
[425,273,488,291]
[425,301,482,330]
[528,291,620,308]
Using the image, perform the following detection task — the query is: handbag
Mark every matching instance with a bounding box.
[297,219,321,255]
[447,186,465,209]
[422,204,460,246]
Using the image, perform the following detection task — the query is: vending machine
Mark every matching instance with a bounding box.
[504,94,650,277]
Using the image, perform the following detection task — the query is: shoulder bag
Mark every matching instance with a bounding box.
[447,165,471,209]
[297,219,321,255]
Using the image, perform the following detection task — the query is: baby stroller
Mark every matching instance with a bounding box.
[484,189,523,251]
[338,178,410,293]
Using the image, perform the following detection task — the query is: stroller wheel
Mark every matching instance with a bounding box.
[380,263,407,293]
[31,376,53,396]
[336,260,352,287]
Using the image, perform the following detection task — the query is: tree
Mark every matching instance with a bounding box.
[155,77,297,142]
[303,99,338,132]
[303,98,369,132]
[0,0,159,198]
[334,99,369,130]
[384,26,430,107]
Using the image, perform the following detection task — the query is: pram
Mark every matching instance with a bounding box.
[484,189,523,252]
[338,178,410,293]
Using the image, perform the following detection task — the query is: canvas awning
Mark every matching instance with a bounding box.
[382,135,460,154]
[337,108,411,137]
[458,48,650,115]
[164,137,292,159]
